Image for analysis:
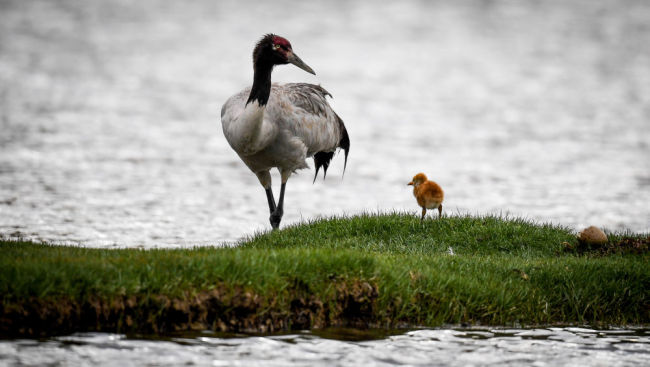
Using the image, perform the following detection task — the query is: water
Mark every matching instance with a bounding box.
[1,328,649,366]
[0,0,648,247]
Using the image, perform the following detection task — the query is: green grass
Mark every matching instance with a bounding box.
[1,213,648,336]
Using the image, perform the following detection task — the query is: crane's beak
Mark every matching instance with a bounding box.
[407,181,414,186]
[287,51,315,75]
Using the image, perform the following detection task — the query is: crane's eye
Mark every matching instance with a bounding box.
[272,44,280,51]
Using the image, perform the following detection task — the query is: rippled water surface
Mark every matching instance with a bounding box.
[1,328,649,366]
[1,0,649,247]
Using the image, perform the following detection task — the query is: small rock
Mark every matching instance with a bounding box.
[577,226,608,245]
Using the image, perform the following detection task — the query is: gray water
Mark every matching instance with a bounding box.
[1,0,649,247]
[1,328,649,366]
[1,0,649,365]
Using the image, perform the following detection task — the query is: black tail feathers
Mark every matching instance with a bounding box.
[312,113,350,183]
[339,119,350,175]
[313,151,334,183]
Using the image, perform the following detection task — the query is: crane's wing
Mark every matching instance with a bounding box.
[285,83,332,117]
[280,83,350,181]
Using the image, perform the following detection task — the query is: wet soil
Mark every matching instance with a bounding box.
[565,236,650,256]
[0,280,379,338]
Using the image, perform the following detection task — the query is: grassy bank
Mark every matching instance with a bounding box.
[1,213,648,337]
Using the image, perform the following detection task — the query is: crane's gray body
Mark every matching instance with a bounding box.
[221,82,346,185]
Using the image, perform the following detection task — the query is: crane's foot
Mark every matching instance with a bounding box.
[270,208,283,229]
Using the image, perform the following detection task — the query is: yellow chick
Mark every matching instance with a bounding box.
[408,173,444,221]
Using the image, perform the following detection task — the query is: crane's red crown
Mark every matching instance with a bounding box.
[272,36,291,49]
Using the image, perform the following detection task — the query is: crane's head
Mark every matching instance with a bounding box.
[408,173,428,187]
[253,34,315,75]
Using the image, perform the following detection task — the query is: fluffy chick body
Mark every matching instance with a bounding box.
[408,173,444,221]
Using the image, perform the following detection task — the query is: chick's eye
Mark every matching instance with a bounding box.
[272,44,280,50]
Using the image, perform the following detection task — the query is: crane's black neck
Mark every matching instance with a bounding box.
[246,63,274,106]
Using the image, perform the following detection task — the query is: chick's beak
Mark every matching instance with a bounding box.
[287,51,315,75]
[407,181,413,186]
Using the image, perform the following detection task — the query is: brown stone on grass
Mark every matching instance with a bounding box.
[577,226,608,245]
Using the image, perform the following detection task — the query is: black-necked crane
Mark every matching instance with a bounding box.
[221,34,350,229]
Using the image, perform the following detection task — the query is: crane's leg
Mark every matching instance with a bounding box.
[265,188,276,213]
[420,207,427,223]
[438,204,443,219]
[269,169,291,229]
[270,183,285,229]
[256,171,278,227]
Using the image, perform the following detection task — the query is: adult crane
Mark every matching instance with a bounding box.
[221,34,350,229]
